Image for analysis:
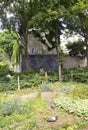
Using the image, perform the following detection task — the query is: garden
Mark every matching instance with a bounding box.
[0,66,88,130]
[0,0,88,129]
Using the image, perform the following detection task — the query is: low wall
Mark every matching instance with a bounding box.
[21,55,87,71]
[63,56,87,68]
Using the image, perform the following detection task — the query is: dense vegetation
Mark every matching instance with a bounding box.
[0,65,88,129]
[0,66,88,91]
[0,79,88,129]
[0,0,88,129]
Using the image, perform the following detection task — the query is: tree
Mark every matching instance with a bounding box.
[65,0,88,66]
[0,30,20,71]
[29,0,70,81]
[66,40,86,56]
[0,0,36,70]
[0,30,15,60]
[0,0,10,16]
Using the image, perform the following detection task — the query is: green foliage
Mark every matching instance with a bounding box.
[73,72,88,83]
[58,120,87,130]
[0,67,88,92]
[12,41,21,65]
[39,81,54,92]
[63,67,88,83]
[20,72,45,89]
[8,79,17,90]
[0,70,46,91]
[54,82,88,99]
[66,40,86,56]
[66,0,88,65]
[0,82,88,129]
[1,98,25,116]
[1,0,37,70]
[0,30,16,58]
[68,84,88,99]
[0,61,10,76]
[60,85,76,93]
[55,95,88,118]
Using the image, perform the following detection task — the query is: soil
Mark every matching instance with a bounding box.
[20,91,87,130]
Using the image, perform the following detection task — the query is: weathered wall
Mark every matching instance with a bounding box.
[21,55,87,71]
[63,56,87,68]
[27,34,56,54]
[21,35,87,70]
[22,55,58,71]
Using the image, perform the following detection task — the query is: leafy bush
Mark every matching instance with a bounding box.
[0,63,10,77]
[60,85,76,93]
[19,73,45,89]
[73,72,88,83]
[0,79,17,91]
[0,70,45,91]
[8,79,17,90]
[1,98,25,116]
[39,81,54,92]
[63,67,88,83]
[0,83,7,91]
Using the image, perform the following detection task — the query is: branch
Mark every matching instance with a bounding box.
[0,0,11,16]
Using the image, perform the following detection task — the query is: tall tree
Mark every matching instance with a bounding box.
[0,0,36,70]
[65,0,88,66]
[29,0,70,81]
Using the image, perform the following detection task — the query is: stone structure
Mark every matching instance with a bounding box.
[21,34,87,71]
[63,56,87,68]
[27,34,56,55]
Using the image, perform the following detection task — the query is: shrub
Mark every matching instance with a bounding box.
[1,98,25,116]
[8,79,17,90]
[63,67,88,83]
[0,63,10,77]
[60,85,76,93]
[39,81,54,92]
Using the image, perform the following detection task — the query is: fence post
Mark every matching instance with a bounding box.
[17,75,20,90]
[45,72,48,81]
[71,70,73,81]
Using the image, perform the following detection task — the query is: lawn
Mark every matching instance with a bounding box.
[0,82,88,130]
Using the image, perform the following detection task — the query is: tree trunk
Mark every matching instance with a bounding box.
[55,22,62,81]
[85,33,88,67]
[25,44,29,71]
[86,40,88,67]
[22,34,30,71]
[56,45,62,82]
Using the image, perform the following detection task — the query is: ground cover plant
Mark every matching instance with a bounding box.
[0,67,88,129]
[0,80,88,130]
[54,94,88,117]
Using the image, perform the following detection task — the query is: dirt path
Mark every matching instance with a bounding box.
[21,91,54,100]
[20,91,83,129]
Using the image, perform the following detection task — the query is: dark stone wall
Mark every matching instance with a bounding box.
[22,55,58,71]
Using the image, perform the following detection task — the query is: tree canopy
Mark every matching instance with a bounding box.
[0,30,16,59]
[66,40,86,57]
[0,0,88,70]
[65,0,88,65]
[28,0,69,81]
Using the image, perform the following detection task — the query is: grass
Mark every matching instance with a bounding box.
[0,81,88,130]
